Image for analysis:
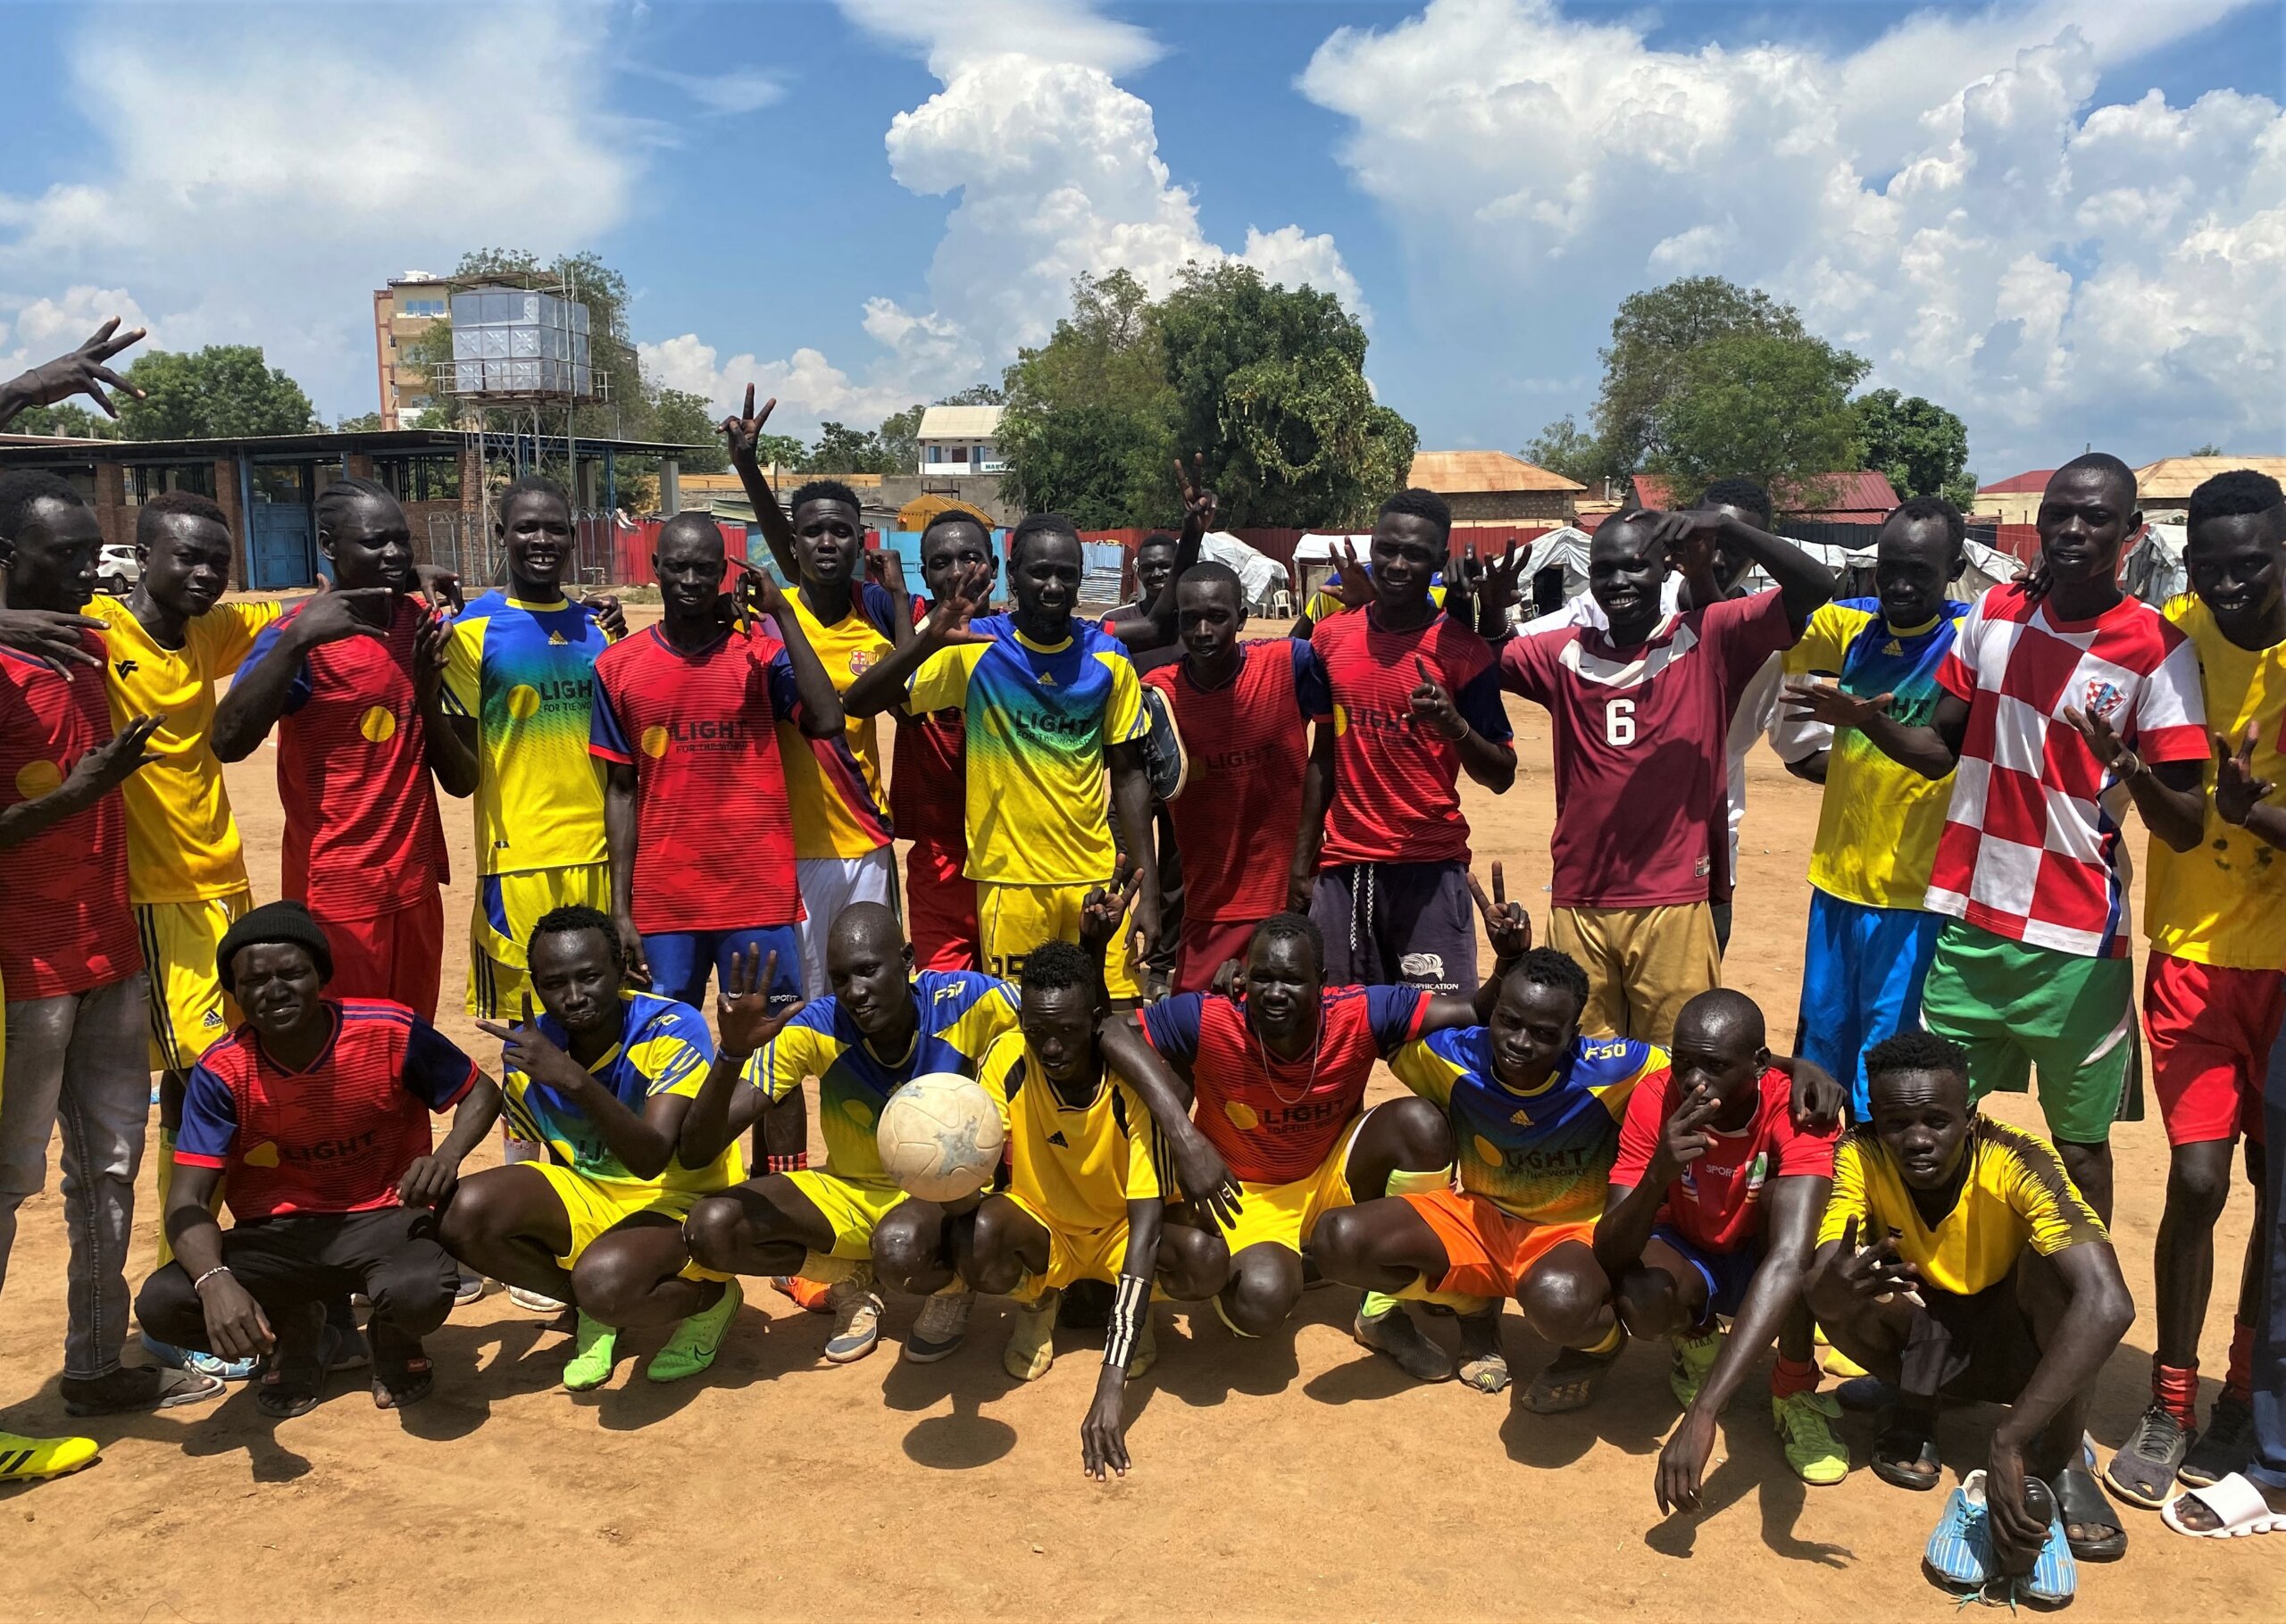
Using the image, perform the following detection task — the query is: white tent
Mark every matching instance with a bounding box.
[1197,530,1290,612]
[2124,522,2186,605]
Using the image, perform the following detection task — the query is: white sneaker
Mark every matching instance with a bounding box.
[823,1271,883,1363]
[905,1288,974,1363]
[508,1286,567,1315]
[452,1270,486,1307]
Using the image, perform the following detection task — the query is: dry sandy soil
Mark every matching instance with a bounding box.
[3,608,2279,1622]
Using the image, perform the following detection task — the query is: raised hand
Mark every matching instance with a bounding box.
[716,947,799,1057]
[2061,702,2131,772]
[1780,674,1894,733]
[0,607,107,674]
[412,610,451,709]
[413,562,464,615]
[1,317,146,421]
[719,384,779,464]
[65,713,164,795]
[1323,540,1375,609]
[1079,868,1143,962]
[288,579,396,647]
[1647,508,1723,582]
[582,593,628,638]
[728,556,788,634]
[1830,1215,1924,1309]
[1477,538,1531,620]
[1174,452,1218,538]
[1465,861,1531,960]
[2215,727,2275,827]
[476,993,587,1093]
[917,565,997,646]
[1407,656,1467,742]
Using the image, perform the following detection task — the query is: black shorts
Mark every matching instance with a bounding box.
[1901,1270,2044,1404]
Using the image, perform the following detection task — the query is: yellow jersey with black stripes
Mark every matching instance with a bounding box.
[977,1030,1167,1232]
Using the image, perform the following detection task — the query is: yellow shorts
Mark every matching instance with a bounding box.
[1004,1192,1129,1303]
[137,891,253,1070]
[530,1162,729,1282]
[1214,1117,1364,1259]
[469,862,613,1019]
[977,880,1144,1003]
[785,1169,909,1261]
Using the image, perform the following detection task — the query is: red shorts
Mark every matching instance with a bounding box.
[1173,916,1265,995]
[905,842,978,972]
[1402,1187,1596,1300]
[2144,953,2284,1147]
[313,889,445,1022]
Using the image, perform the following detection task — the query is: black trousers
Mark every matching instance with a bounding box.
[138,1207,456,1353]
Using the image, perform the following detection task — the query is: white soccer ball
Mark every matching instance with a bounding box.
[875,1071,1005,1203]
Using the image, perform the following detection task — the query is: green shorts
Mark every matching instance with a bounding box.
[1918,920,2135,1145]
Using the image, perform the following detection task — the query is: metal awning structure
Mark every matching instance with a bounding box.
[0,428,701,464]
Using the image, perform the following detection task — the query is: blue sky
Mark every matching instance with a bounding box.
[1,1,2278,486]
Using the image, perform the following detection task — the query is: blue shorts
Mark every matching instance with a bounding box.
[642,924,804,1012]
[1796,890,1946,1121]
[1650,1225,1762,1320]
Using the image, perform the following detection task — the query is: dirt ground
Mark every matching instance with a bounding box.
[4,608,2279,1622]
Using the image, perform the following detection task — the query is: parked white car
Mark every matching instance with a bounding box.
[97,543,140,596]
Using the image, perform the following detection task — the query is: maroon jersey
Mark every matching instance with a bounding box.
[1498,590,1794,907]
[1141,984,1426,1182]
[890,596,969,854]
[0,643,138,996]
[244,596,449,920]
[175,1000,479,1220]
[590,623,805,934]
[1310,608,1510,868]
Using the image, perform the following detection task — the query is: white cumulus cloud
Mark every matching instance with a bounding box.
[1299,0,2282,472]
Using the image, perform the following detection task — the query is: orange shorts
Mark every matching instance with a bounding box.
[1402,1187,1596,1300]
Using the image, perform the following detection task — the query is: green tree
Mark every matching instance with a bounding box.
[807,421,884,474]
[1648,331,1868,509]
[652,388,728,472]
[1590,278,1806,474]
[1522,413,1611,487]
[938,382,1005,406]
[999,270,1174,523]
[336,411,383,432]
[2188,441,2223,456]
[116,346,319,438]
[1853,387,1975,510]
[875,404,926,475]
[8,403,118,440]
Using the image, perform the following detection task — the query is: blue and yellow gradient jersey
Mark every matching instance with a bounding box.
[743,970,1021,1186]
[977,1030,1169,1233]
[500,990,735,1195]
[1389,1028,1665,1224]
[905,613,1147,887]
[441,590,613,876]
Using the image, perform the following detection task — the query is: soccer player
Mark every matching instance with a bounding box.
[1141,561,1331,987]
[437,909,747,1391]
[1498,505,1833,1044]
[845,512,1164,1003]
[588,512,841,1013]
[0,471,210,1459]
[681,904,1020,1364]
[1809,1032,2132,1578]
[959,940,1221,1478]
[1769,498,1971,1113]
[1786,454,2208,1224]
[215,478,464,1019]
[138,902,501,1415]
[2105,470,2286,1504]
[1300,489,1514,995]
[1596,990,1846,1501]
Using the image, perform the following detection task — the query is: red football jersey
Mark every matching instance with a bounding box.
[889,599,968,854]
[1141,984,1426,1183]
[1145,640,1331,922]
[590,624,805,934]
[244,596,450,920]
[1310,608,1510,868]
[1499,590,1794,907]
[1610,1065,1838,1253]
[0,644,138,996]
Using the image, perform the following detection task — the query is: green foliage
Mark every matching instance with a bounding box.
[116,346,320,438]
[1853,388,1975,510]
[335,411,383,432]
[652,389,728,473]
[1590,278,1806,474]
[1522,413,1612,487]
[1648,331,1868,508]
[874,404,926,474]
[8,403,118,440]
[751,432,806,471]
[937,382,1005,406]
[2188,441,2223,456]
[999,270,1174,524]
[807,422,885,475]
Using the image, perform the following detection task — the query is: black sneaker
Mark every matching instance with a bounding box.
[2104,1404,2192,1509]
[61,1365,223,1416]
[2180,1395,2256,1488]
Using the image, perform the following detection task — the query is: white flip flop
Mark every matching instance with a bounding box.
[2163,1473,2286,1538]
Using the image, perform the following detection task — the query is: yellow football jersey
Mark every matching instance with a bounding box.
[977,1030,1166,1232]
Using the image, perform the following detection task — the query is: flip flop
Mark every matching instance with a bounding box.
[1870,1407,1941,1491]
[2052,1464,2128,1562]
[2162,1473,2286,1539]
[1521,1340,1621,1414]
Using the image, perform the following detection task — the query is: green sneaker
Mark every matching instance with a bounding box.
[562,1312,620,1392]
[1773,1388,1849,1486]
[646,1279,743,1384]
[1668,1326,1722,1408]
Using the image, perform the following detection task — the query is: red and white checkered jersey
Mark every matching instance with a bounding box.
[1924,584,2207,958]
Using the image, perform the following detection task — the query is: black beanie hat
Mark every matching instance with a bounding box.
[215,900,335,995]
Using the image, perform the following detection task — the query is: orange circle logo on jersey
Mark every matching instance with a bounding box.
[1223,1099,1261,1132]
[358,706,396,743]
[506,684,542,720]
[640,724,670,759]
[13,760,63,798]
[1473,1133,1505,1170]
[1331,702,1349,737]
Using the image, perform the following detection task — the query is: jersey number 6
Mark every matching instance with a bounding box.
[1605,697,1636,746]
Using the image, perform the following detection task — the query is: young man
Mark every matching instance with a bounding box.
[680,904,1019,1366]
[139,902,500,1414]
[2106,470,2286,1504]
[1770,498,1971,1113]
[1786,454,2208,1225]
[216,478,464,1019]
[1498,505,1833,1044]
[1142,562,1331,989]
[1301,489,1515,996]
[588,512,839,1013]
[846,512,1165,1003]
[1597,989,1846,1501]
[436,474,621,1021]
[438,908,746,1391]
[1809,1031,2132,1581]
[1112,532,1181,628]
[959,939,1221,1478]
[0,471,211,1446]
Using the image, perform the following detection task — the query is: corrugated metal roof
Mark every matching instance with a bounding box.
[1408,450,1584,494]
[2133,456,2286,499]
[1631,471,1901,516]
[1978,469,2057,496]
[917,405,1005,440]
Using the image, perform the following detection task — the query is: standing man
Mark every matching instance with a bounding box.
[0,471,213,1427]
[1499,506,1832,1044]
[1787,454,2208,1225]
[1770,497,1970,1113]
[2105,471,2286,1504]
[1301,489,1515,997]
[215,478,465,1019]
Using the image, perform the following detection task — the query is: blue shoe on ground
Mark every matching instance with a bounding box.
[2020,1478,2078,1605]
[1924,1470,1996,1590]
[1837,1374,1898,1412]
[138,1330,258,1382]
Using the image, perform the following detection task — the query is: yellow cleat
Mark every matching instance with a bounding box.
[1773,1390,1850,1486]
[0,1430,100,1481]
